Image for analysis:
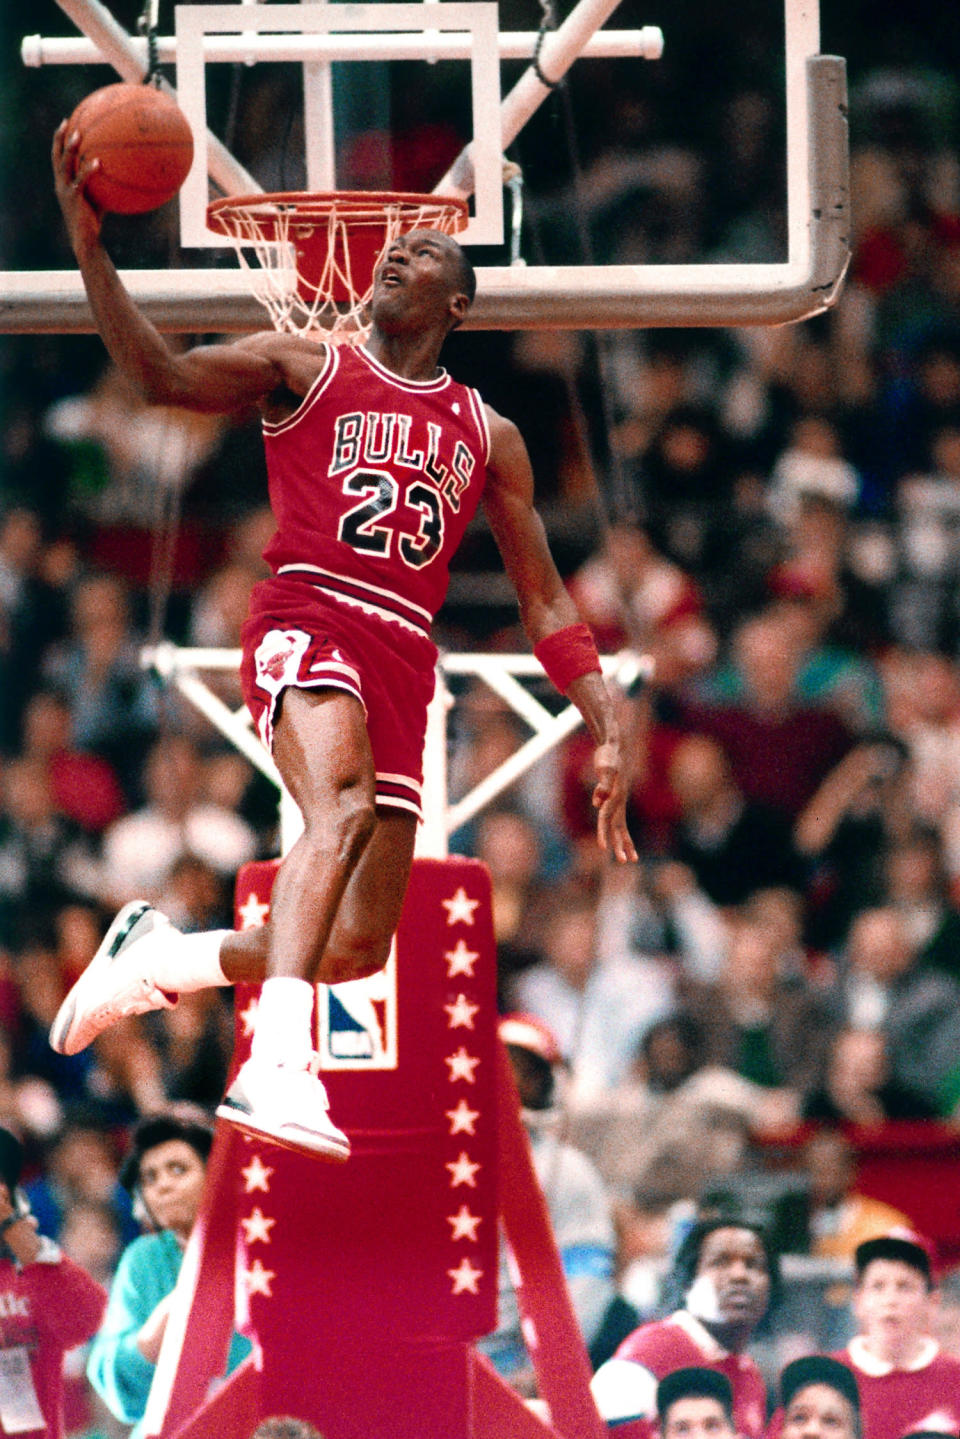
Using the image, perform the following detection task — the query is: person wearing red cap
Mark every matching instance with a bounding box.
[832,1231,960,1439]
[480,1014,616,1392]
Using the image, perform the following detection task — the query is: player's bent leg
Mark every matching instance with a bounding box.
[220,685,377,1162]
[318,808,418,984]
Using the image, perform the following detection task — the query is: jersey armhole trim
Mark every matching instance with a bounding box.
[468,389,491,463]
[262,344,341,436]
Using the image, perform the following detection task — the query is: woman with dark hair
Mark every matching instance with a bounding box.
[591,1217,776,1437]
[87,1105,251,1438]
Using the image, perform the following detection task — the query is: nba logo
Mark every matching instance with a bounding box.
[316,941,399,1069]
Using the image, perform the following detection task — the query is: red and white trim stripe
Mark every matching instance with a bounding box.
[375,770,423,818]
[277,562,433,637]
[261,345,341,435]
[465,388,491,464]
[356,346,451,393]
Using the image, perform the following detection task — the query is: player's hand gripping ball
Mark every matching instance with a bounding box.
[65,82,194,215]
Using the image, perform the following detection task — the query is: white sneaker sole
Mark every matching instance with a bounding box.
[49,900,153,1055]
[216,1096,351,1164]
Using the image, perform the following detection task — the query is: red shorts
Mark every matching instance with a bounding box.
[240,576,438,819]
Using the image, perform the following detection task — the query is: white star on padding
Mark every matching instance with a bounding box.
[448,1256,483,1294]
[239,1207,276,1245]
[447,1205,482,1241]
[446,1151,480,1187]
[445,1098,480,1136]
[445,1047,480,1083]
[441,887,480,926]
[241,1155,274,1194]
[240,999,259,1038]
[444,993,479,1030]
[238,893,271,929]
[444,940,479,978]
[243,1259,276,1297]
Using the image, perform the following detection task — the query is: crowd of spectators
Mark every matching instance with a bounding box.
[4,0,960,1431]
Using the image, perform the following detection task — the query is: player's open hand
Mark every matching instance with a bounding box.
[591,738,638,864]
[52,121,103,247]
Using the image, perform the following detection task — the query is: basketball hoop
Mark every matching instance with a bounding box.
[206,190,469,341]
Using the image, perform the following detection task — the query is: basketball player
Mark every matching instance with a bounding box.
[591,1218,774,1438]
[49,124,636,1160]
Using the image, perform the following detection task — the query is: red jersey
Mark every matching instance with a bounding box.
[591,1311,768,1439]
[261,343,490,643]
[833,1338,960,1439]
[0,1244,106,1438]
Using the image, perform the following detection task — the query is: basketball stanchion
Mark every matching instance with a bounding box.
[141,856,605,1439]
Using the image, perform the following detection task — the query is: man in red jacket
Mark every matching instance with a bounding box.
[0,1124,106,1439]
[591,1218,774,1437]
[833,1231,960,1439]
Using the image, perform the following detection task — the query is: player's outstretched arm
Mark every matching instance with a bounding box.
[483,405,637,863]
[52,121,287,413]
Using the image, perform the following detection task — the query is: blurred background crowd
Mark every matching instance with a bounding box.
[5,0,960,1432]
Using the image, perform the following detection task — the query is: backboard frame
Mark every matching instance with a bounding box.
[3,0,849,332]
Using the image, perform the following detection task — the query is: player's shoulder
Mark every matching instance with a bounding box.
[483,401,518,441]
[614,1315,689,1367]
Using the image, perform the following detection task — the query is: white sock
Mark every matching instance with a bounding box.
[149,930,232,994]
[250,977,314,1068]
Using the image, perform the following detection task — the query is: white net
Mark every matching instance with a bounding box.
[207,191,469,341]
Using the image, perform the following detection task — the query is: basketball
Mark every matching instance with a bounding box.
[66,82,194,215]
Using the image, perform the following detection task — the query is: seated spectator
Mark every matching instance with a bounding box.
[804,1129,915,1264]
[665,734,803,906]
[833,1232,960,1439]
[41,573,158,801]
[656,1367,736,1439]
[591,1217,775,1438]
[777,1355,861,1439]
[19,688,126,833]
[471,808,558,970]
[673,610,854,821]
[887,651,960,833]
[822,906,960,1113]
[568,1014,793,1200]
[0,1122,107,1439]
[795,736,917,946]
[24,1121,136,1249]
[803,1028,938,1124]
[478,1014,616,1391]
[98,734,257,907]
[569,519,716,686]
[680,914,832,1100]
[88,1107,251,1437]
[511,889,674,1101]
[884,827,960,981]
[0,755,98,947]
[767,555,885,734]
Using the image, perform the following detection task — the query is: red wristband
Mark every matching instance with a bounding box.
[534,623,602,695]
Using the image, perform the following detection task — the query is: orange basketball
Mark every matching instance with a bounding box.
[66,82,194,215]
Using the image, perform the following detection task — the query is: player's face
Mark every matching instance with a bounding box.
[661,1398,736,1439]
[138,1139,207,1240]
[853,1258,931,1350]
[781,1384,857,1439]
[693,1228,770,1329]
[371,230,467,333]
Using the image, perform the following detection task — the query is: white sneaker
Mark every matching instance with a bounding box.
[216,1055,351,1163]
[49,901,178,1055]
